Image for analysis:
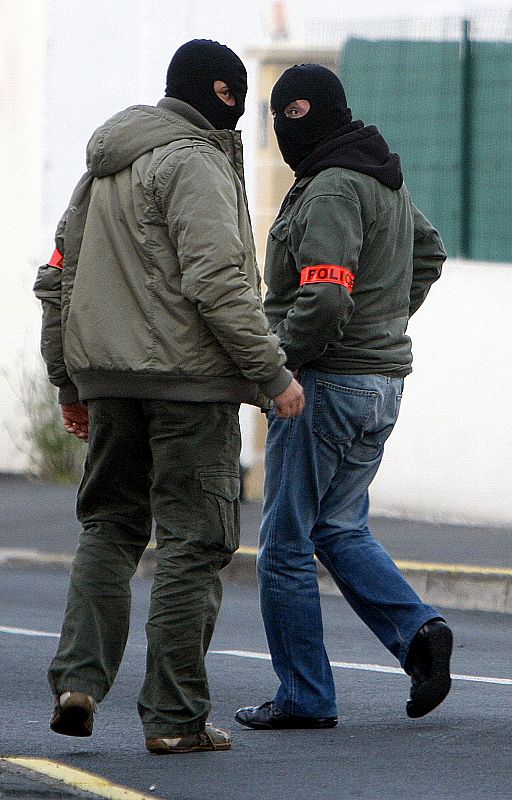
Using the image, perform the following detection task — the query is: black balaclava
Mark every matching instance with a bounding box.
[271,64,353,169]
[271,64,403,190]
[165,39,247,130]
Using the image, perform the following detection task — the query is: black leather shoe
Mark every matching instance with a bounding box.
[234,701,338,730]
[404,619,453,718]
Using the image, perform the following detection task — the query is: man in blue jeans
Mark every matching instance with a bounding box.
[235,65,452,729]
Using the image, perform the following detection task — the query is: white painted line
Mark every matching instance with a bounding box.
[211,649,512,686]
[4,631,511,686]
[0,548,72,565]
[0,625,147,651]
[0,625,60,638]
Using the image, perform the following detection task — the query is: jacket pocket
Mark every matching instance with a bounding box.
[268,217,290,242]
[198,469,240,554]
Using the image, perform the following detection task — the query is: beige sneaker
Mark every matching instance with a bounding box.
[146,723,231,754]
[50,691,96,737]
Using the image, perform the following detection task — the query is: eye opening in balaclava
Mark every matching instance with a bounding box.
[270,64,353,170]
[165,39,247,130]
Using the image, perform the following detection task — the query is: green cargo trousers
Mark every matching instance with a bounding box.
[48,398,241,737]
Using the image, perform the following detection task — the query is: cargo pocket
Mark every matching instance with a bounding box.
[198,469,240,554]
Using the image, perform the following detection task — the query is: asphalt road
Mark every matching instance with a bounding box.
[2,473,512,567]
[1,568,511,800]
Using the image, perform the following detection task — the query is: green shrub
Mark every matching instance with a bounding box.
[20,371,86,484]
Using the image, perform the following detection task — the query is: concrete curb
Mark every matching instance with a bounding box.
[2,546,511,614]
[147,546,512,614]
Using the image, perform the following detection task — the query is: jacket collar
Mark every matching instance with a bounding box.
[156,96,243,175]
[157,96,214,130]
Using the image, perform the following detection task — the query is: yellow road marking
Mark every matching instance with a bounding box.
[395,559,512,576]
[3,541,509,578]
[1,757,162,800]
[237,545,512,576]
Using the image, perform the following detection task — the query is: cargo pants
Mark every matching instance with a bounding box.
[48,398,241,737]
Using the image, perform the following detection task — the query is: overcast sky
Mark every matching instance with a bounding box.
[176,1,512,52]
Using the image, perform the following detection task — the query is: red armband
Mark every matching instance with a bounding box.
[300,264,355,293]
[48,247,64,269]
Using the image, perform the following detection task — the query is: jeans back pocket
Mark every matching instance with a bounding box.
[313,380,378,446]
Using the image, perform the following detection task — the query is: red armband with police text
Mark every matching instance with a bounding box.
[300,264,355,293]
[48,247,64,269]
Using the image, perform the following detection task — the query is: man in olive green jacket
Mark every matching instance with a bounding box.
[34,39,303,754]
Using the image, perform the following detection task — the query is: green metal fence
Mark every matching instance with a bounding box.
[337,18,512,263]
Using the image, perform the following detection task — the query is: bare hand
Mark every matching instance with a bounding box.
[273,377,305,418]
[61,401,89,442]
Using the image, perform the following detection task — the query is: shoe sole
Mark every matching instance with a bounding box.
[146,735,231,754]
[234,713,338,730]
[406,624,453,718]
[50,706,93,737]
[147,741,231,754]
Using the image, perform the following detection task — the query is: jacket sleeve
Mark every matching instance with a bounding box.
[157,146,292,399]
[409,204,446,317]
[273,193,358,370]
[33,213,79,405]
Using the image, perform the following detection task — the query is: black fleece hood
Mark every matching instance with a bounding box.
[271,64,403,190]
[165,39,247,130]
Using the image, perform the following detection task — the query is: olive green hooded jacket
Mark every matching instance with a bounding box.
[34,98,291,407]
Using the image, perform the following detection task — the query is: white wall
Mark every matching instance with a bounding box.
[370,259,512,527]
[2,2,511,527]
[0,0,263,474]
[0,1,47,471]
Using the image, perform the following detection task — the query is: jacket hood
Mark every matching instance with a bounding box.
[295,122,403,190]
[86,98,217,178]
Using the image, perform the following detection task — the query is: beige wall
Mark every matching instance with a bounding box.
[248,46,338,267]
[243,46,338,499]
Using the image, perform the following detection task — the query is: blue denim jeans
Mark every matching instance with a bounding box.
[257,369,441,718]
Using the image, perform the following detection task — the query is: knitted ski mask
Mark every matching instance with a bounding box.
[271,64,354,170]
[165,39,247,130]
